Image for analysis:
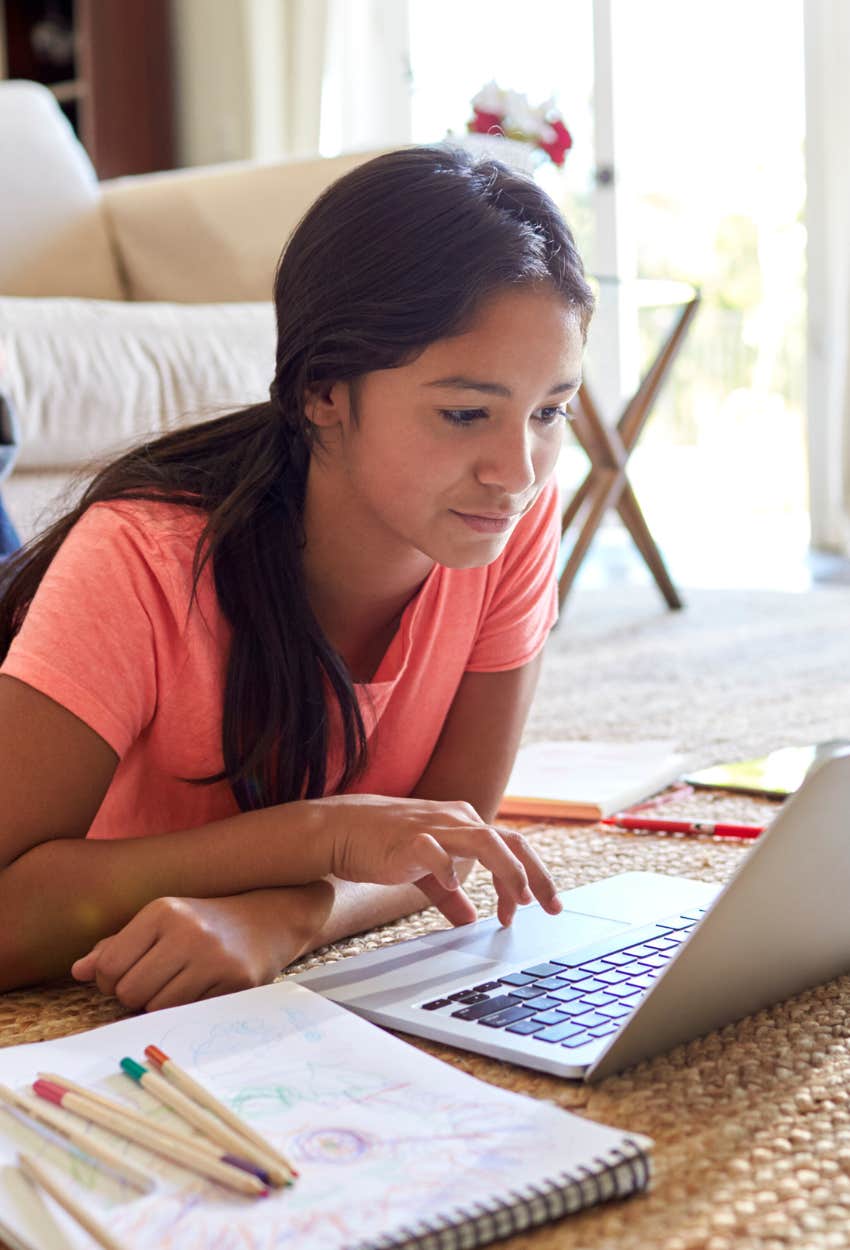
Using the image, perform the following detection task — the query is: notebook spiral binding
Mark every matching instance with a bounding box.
[355,1136,650,1250]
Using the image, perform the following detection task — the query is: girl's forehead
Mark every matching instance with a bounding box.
[411,290,584,373]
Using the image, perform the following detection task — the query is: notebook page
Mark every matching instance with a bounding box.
[0,982,649,1250]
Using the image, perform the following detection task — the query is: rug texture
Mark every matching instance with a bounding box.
[2,584,850,1250]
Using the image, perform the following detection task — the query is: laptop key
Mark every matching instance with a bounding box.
[448,990,490,1004]
[520,961,569,978]
[533,975,570,991]
[589,1023,619,1038]
[581,959,615,974]
[619,992,644,1008]
[505,1018,544,1036]
[510,984,548,1000]
[560,1030,596,1048]
[525,994,563,1011]
[596,969,630,985]
[479,1005,536,1028]
[572,976,609,993]
[623,944,658,958]
[499,972,538,987]
[452,994,520,1020]
[550,986,586,1004]
[597,1002,634,1019]
[569,1010,611,1029]
[548,966,590,981]
[625,974,658,991]
[578,991,617,1007]
[605,952,636,966]
[421,998,454,1010]
[472,980,502,992]
[535,1020,585,1044]
[641,953,675,969]
[533,1008,571,1025]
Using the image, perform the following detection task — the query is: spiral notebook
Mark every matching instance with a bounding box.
[0,982,651,1250]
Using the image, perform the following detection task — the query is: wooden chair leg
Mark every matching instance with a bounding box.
[560,469,595,537]
[558,468,627,608]
[616,480,684,609]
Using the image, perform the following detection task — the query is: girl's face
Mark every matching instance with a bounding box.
[308,285,585,572]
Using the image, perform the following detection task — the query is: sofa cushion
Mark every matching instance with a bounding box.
[0,81,124,300]
[101,149,381,303]
[0,297,276,470]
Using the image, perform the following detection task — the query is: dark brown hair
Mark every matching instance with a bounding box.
[0,145,594,810]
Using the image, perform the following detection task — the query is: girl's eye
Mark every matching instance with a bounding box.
[535,405,569,426]
[440,409,488,426]
[439,405,569,428]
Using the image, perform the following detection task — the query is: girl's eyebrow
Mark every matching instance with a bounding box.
[423,376,581,397]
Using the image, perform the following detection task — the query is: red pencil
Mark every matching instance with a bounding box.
[601,815,764,839]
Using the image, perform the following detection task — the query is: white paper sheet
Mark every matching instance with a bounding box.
[0,982,648,1249]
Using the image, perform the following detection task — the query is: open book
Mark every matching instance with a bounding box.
[499,739,685,820]
[0,982,651,1250]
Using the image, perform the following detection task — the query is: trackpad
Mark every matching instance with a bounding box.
[315,910,625,1008]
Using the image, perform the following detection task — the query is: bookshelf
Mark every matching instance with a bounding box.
[0,0,174,179]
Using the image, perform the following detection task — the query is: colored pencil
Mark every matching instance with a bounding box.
[32,1080,268,1197]
[37,1071,263,1176]
[145,1044,298,1177]
[0,1083,154,1194]
[120,1058,289,1187]
[18,1151,127,1250]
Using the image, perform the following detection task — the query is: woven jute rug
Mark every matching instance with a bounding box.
[3,583,850,1249]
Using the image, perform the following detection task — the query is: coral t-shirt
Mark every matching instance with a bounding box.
[1,480,560,839]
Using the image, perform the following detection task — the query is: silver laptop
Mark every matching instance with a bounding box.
[292,749,850,1081]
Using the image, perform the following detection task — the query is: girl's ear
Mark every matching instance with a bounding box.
[303,381,351,430]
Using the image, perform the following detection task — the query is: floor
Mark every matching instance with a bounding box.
[569,519,850,594]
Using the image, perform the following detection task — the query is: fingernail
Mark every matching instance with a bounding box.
[447,870,460,890]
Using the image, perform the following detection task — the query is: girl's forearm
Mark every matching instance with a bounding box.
[10,802,328,918]
[0,803,332,982]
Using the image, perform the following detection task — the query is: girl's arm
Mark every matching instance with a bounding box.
[0,665,555,991]
[71,659,550,1010]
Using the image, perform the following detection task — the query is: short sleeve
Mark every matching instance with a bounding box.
[465,477,561,672]
[1,502,182,756]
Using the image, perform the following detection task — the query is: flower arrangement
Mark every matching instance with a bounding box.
[467,82,573,167]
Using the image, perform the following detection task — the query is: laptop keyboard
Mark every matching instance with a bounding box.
[416,909,706,1051]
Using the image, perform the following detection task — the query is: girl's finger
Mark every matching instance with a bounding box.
[397,833,461,890]
[491,873,522,928]
[144,969,219,1013]
[83,914,161,998]
[433,826,530,905]
[495,827,562,914]
[110,944,188,1012]
[70,938,111,982]
[415,873,478,926]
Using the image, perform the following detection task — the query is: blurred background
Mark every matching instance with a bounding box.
[2,0,840,593]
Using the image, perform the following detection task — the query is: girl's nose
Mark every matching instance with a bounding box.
[475,426,536,496]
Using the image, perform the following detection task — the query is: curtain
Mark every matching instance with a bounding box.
[805,0,850,553]
[243,0,330,160]
[320,0,412,155]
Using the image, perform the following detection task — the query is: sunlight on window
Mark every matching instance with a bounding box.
[408,0,807,588]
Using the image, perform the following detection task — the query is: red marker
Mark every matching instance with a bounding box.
[601,816,764,839]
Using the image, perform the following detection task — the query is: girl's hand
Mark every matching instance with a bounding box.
[313,794,562,927]
[70,882,333,1012]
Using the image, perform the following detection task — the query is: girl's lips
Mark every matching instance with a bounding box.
[451,511,520,534]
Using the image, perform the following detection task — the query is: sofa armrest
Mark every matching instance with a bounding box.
[101,149,385,303]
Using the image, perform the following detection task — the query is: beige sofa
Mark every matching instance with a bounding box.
[0,80,377,540]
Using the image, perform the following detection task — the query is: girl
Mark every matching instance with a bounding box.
[0,146,593,1012]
